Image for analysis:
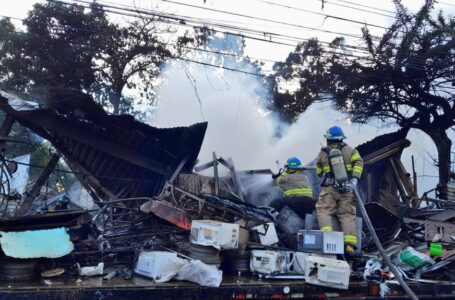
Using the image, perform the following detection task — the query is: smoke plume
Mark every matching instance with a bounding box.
[150,36,447,197]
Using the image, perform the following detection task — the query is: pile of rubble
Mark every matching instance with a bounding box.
[0,89,454,298]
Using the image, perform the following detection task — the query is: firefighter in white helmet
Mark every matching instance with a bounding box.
[316,126,363,255]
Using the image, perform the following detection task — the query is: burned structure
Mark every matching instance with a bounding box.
[0,89,453,299]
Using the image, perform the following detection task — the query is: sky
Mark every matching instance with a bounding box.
[2,0,455,196]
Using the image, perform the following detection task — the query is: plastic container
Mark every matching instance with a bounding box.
[429,243,443,257]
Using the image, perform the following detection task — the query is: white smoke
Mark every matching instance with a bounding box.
[150,40,445,197]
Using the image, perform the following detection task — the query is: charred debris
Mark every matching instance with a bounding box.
[0,89,453,297]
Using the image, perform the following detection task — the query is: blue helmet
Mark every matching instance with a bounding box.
[286,157,302,169]
[324,126,347,141]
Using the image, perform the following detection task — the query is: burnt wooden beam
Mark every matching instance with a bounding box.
[388,158,409,206]
[393,157,419,208]
[194,160,215,172]
[363,139,411,166]
[64,155,117,201]
[226,157,245,201]
[169,157,189,184]
[17,153,60,216]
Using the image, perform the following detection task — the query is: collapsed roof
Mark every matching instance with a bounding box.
[0,89,207,200]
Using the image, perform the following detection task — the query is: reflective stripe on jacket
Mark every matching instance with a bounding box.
[276,171,313,197]
[316,143,364,179]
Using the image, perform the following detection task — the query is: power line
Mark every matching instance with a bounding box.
[330,0,396,14]
[61,0,453,62]
[3,3,454,79]
[439,1,455,8]
[0,6,446,77]
[157,0,374,40]
[318,0,396,18]
[46,0,375,54]
[253,0,390,30]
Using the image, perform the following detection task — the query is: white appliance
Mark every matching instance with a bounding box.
[252,222,279,245]
[250,250,287,274]
[297,230,344,254]
[304,255,351,290]
[290,252,337,274]
[135,251,186,280]
[190,220,240,250]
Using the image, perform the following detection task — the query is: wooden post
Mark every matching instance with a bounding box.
[367,173,372,204]
[213,152,219,194]
[412,155,418,196]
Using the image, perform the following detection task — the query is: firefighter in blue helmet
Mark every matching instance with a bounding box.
[274,156,316,219]
[316,126,363,254]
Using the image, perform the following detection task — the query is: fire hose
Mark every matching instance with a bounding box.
[353,188,418,300]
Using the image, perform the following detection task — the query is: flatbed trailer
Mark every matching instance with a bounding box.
[0,276,454,299]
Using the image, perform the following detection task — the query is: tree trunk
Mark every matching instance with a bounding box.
[424,128,452,199]
[109,91,121,114]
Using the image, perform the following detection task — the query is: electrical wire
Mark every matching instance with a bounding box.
[316,0,396,18]
[41,0,372,55]
[252,0,390,30]
[2,3,453,81]
[154,0,376,40]
[63,0,375,40]
[50,0,454,65]
[439,1,455,8]
[330,0,396,14]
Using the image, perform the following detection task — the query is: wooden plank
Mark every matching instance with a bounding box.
[363,139,411,166]
[227,157,244,201]
[388,158,408,205]
[393,157,419,208]
[394,157,417,197]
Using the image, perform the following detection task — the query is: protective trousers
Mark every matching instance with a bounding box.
[316,186,357,245]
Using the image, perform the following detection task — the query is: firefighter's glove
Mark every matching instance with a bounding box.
[347,178,358,190]
[271,168,283,179]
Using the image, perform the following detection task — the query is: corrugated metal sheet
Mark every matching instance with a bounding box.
[0,89,207,199]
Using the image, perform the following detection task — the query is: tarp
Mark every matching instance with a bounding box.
[0,227,74,258]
